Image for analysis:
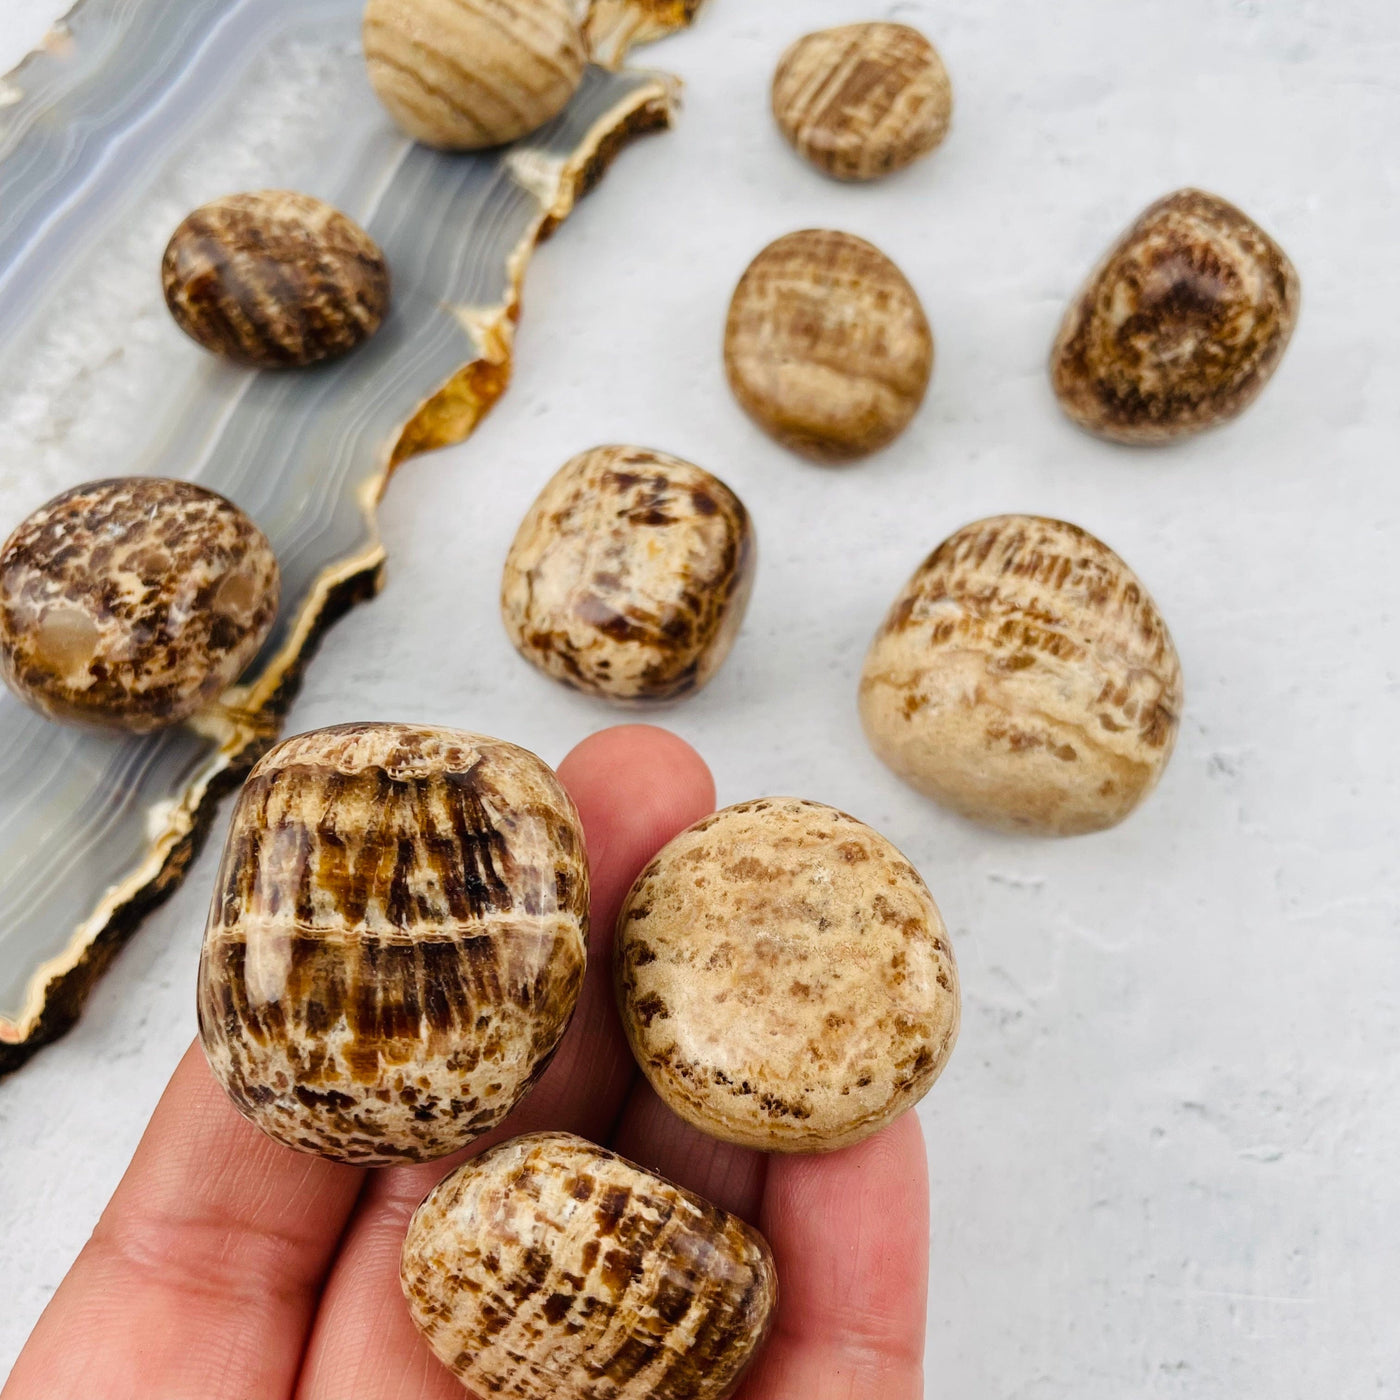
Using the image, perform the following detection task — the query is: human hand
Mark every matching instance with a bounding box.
[5,725,929,1400]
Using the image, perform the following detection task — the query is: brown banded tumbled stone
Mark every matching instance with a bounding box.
[161,190,390,368]
[615,798,959,1153]
[402,1131,777,1400]
[363,0,586,150]
[501,446,756,703]
[772,22,952,182]
[1051,189,1300,444]
[859,515,1183,836]
[724,229,933,462]
[197,723,588,1165]
[0,477,278,732]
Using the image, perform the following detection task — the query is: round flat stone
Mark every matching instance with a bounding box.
[501,445,756,703]
[162,190,390,368]
[772,22,953,181]
[724,229,933,462]
[1050,188,1300,444]
[197,722,589,1165]
[363,0,586,150]
[859,515,1184,835]
[0,476,279,732]
[402,1131,777,1400]
[615,797,960,1153]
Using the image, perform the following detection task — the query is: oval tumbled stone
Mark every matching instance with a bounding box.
[501,446,756,704]
[402,1131,777,1400]
[1050,188,1299,444]
[197,723,588,1164]
[161,190,390,368]
[616,798,959,1153]
[363,0,586,150]
[0,477,278,732]
[859,515,1183,835]
[772,22,953,181]
[724,229,933,462]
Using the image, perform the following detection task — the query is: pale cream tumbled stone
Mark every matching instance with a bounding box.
[501,445,755,703]
[402,1132,778,1400]
[363,0,586,150]
[859,514,1184,836]
[615,797,960,1153]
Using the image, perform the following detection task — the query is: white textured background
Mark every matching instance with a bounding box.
[3,1,1399,1393]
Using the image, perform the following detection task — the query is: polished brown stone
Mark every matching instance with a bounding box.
[364,0,586,150]
[501,445,755,703]
[161,190,390,368]
[402,1131,777,1400]
[197,723,589,1164]
[772,22,952,181]
[860,515,1184,835]
[724,229,933,462]
[615,798,959,1152]
[1051,189,1299,444]
[0,477,278,732]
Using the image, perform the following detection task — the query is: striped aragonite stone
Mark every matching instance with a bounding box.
[501,446,756,704]
[724,229,933,463]
[402,1131,778,1400]
[615,798,960,1153]
[161,191,390,368]
[1051,189,1300,444]
[860,515,1184,835]
[0,476,279,731]
[363,0,587,150]
[197,723,589,1164]
[772,22,952,182]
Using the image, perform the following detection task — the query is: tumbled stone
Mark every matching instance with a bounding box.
[161,190,390,368]
[402,1131,777,1400]
[363,0,586,150]
[615,797,959,1153]
[197,722,589,1165]
[724,229,933,462]
[0,477,279,732]
[860,515,1183,835]
[501,445,755,703]
[1050,188,1299,444]
[772,22,952,181]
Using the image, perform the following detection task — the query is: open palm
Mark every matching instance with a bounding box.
[5,726,929,1400]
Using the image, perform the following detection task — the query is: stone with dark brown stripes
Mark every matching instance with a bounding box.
[0,477,279,731]
[501,446,756,704]
[615,798,959,1153]
[1051,189,1300,444]
[197,723,589,1164]
[401,1131,777,1400]
[161,190,390,368]
[859,515,1183,834]
[363,0,586,150]
[772,22,953,182]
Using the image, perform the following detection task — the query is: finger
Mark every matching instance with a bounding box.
[610,1078,768,1223]
[738,1112,930,1400]
[3,1041,363,1400]
[295,724,715,1400]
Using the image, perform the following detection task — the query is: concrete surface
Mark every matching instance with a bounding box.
[2,1,1399,1394]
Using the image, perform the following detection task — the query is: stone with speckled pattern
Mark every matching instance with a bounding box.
[0,476,279,732]
[860,515,1183,835]
[402,1131,777,1400]
[1050,188,1299,444]
[197,722,588,1165]
[615,797,959,1153]
[501,445,755,704]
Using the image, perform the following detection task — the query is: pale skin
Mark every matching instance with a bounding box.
[4,725,930,1400]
